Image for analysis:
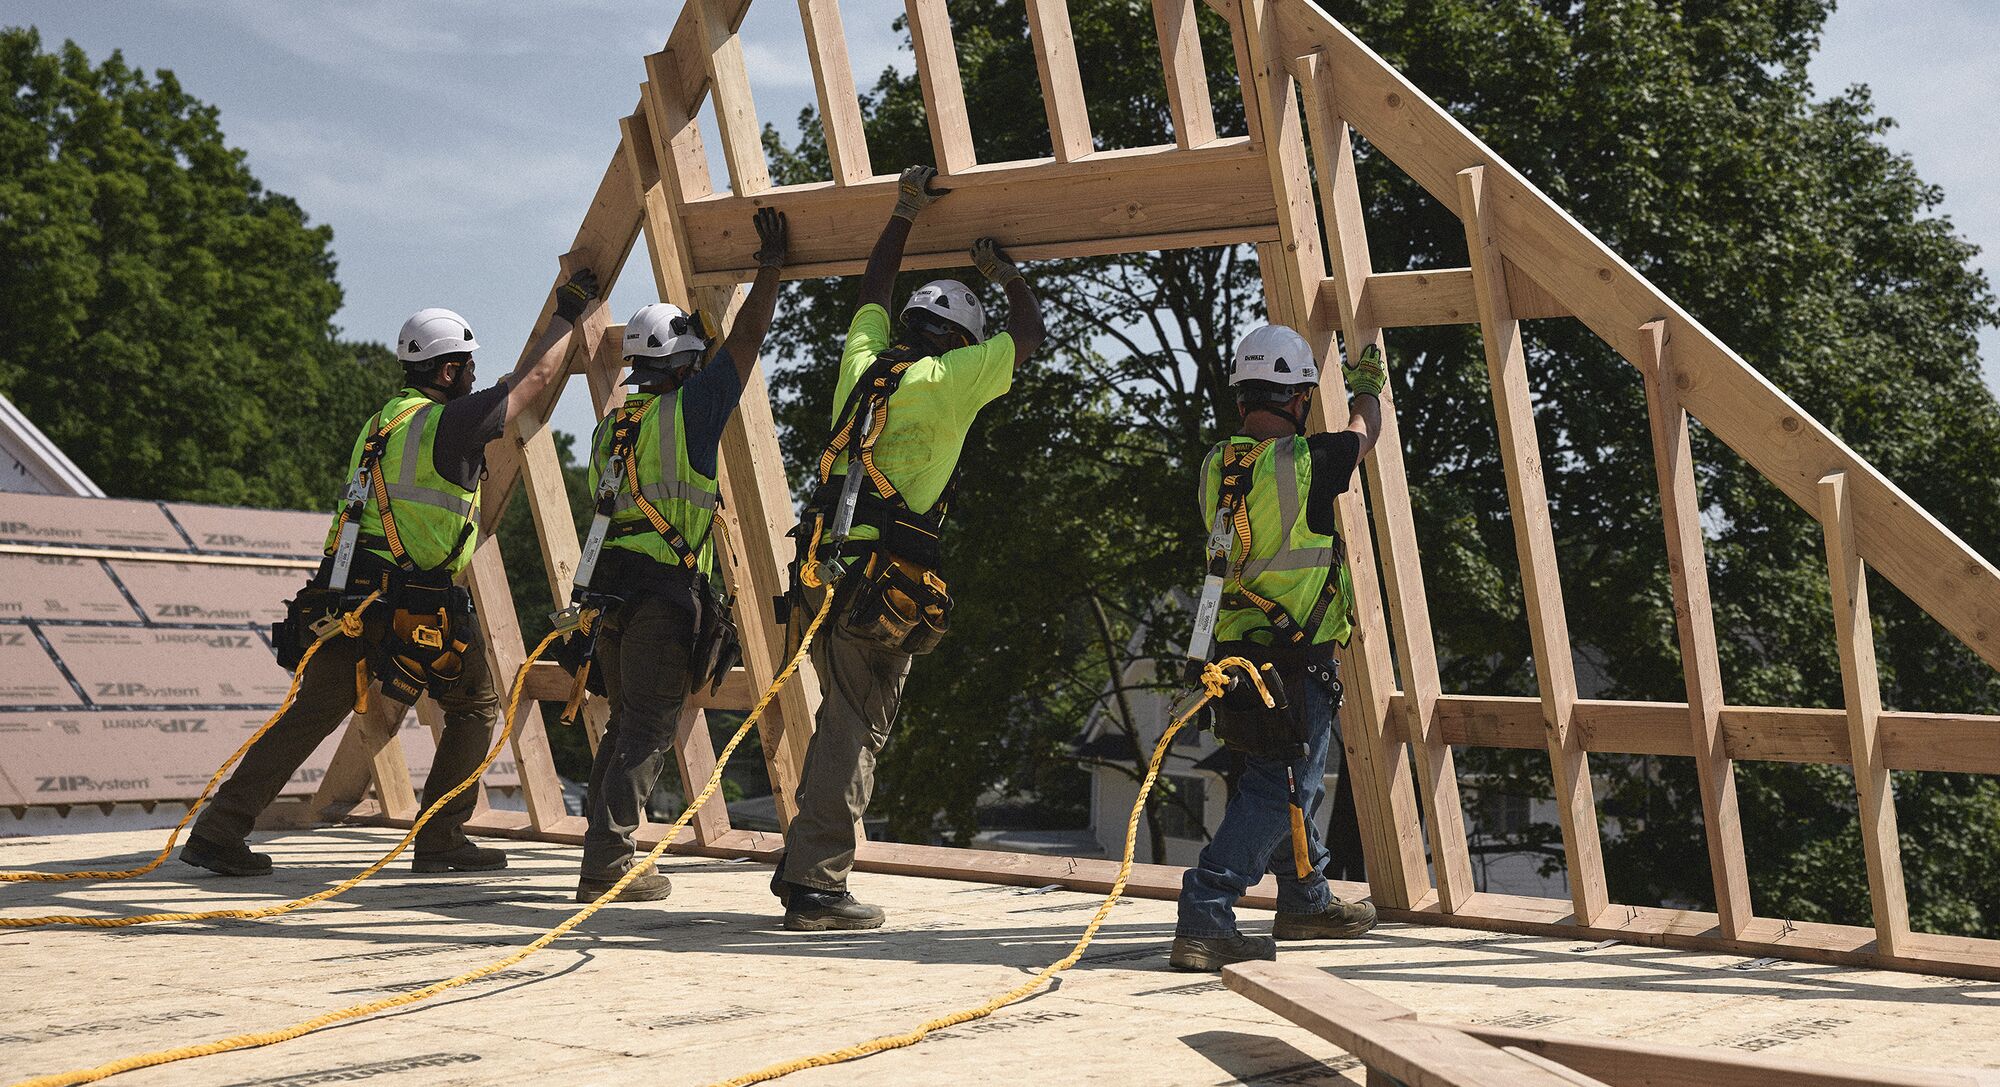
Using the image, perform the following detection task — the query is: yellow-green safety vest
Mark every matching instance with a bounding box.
[589,390,721,581]
[1198,434,1354,647]
[323,388,481,578]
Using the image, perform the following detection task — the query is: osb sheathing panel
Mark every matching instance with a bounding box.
[107,561,295,626]
[41,627,291,707]
[0,492,187,550]
[0,554,136,621]
[162,502,327,558]
[0,629,78,705]
[0,710,332,806]
[2,828,1996,1086]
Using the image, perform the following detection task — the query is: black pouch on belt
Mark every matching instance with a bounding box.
[1209,640,1308,760]
[840,549,952,655]
[272,586,346,671]
[689,577,741,694]
[375,579,474,703]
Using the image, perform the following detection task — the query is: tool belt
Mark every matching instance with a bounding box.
[374,573,475,703]
[582,549,740,695]
[837,548,952,656]
[1207,640,1309,761]
[271,586,347,671]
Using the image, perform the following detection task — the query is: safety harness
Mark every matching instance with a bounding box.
[800,354,955,583]
[1210,438,1350,651]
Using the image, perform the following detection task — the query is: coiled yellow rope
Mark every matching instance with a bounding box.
[6,592,837,1087]
[1,612,556,930]
[0,591,383,887]
[703,656,1271,1087]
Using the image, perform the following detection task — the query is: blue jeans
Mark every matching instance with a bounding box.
[1177,666,1339,937]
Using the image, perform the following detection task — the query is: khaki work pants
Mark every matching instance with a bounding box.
[778,580,913,893]
[193,608,499,855]
[580,594,695,878]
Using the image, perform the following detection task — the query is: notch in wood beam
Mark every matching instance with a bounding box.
[1024,0,1094,162]
[1819,469,1912,956]
[905,0,977,173]
[1152,0,1216,149]
[798,0,874,185]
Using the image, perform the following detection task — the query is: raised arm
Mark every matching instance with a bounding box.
[971,238,1044,364]
[860,165,948,311]
[504,268,600,425]
[1341,342,1389,458]
[723,208,789,384]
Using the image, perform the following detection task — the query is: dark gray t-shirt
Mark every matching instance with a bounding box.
[1304,430,1362,536]
[429,380,511,491]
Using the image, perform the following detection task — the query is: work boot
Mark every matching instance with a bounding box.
[1272,898,1378,940]
[179,835,273,877]
[784,888,885,931]
[1169,933,1277,972]
[576,863,673,904]
[411,842,508,873]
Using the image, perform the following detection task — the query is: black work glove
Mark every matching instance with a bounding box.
[753,207,789,269]
[554,267,600,325]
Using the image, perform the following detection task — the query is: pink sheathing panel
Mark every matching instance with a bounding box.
[109,561,296,626]
[0,709,310,804]
[0,554,136,621]
[0,630,76,706]
[0,492,186,551]
[166,503,328,558]
[43,628,292,707]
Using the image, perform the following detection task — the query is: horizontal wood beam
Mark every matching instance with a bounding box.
[1319,264,1570,328]
[676,139,1278,283]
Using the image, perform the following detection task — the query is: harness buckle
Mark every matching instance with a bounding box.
[410,624,445,650]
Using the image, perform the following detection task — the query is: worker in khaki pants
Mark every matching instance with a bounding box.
[771,165,1044,930]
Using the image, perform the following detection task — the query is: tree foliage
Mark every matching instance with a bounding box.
[763,0,2000,933]
[0,27,398,507]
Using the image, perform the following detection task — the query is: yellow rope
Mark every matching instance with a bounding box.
[0,616,555,930]
[704,656,1272,1087]
[7,592,837,1087]
[0,591,383,886]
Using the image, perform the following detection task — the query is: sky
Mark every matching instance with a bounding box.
[12,0,2000,445]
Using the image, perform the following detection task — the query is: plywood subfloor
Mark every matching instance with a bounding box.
[3,827,1998,1086]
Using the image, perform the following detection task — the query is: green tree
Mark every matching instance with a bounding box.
[0,27,396,507]
[763,0,2000,932]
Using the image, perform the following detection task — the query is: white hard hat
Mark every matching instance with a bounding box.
[623,302,709,363]
[1228,324,1318,390]
[901,279,986,343]
[397,308,479,364]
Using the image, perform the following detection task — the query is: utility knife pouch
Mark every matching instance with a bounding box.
[1209,640,1308,761]
[273,586,346,671]
[840,550,952,656]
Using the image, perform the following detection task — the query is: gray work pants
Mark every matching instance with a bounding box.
[194,608,498,855]
[779,580,913,892]
[580,594,695,878]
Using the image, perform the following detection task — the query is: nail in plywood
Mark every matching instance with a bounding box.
[904,0,977,173]
[1297,49,1472,914]
[1820,470,1912,956]
[797,0,874,185]
[1152,0,1217,149]
[1024,0,1095,162]
[1457,164,1607,926]
[1636,320,1752,938]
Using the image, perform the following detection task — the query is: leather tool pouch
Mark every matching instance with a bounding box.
[272,586,346,671]
[375,580,475,703]
[840,550,952,655]
[1210,640,1307,760]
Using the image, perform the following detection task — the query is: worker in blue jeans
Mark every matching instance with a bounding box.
[1172,325,1386,971]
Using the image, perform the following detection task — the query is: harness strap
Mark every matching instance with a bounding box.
[1213,438,1349,647]
[327,400,430,568]
[804,356,923,576]
[608,397,702,571]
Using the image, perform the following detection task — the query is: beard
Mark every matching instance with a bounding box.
[445,362,476,399]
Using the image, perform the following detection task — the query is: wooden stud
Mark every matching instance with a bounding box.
[693,0,772,195]
[1297,49,1472,913]
[1820,470,1912,955]
[1023,0,1095,162]
[797,0,874,185]
[1152,0,1217,149]
[904,0,977,173]
[1636,320,1752,938]
[463,539,568,830]
[1457,164,1607,926]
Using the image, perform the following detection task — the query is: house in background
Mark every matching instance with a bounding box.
[1,393,103,497]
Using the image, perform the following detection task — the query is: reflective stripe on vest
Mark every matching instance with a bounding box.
[590,390,721,576]
[323,391,481,577]
[1198,434,1352,647]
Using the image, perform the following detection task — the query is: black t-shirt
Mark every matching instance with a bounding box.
[429,380,511,492]
[1303,430,1362,536]
[675,348,745,478]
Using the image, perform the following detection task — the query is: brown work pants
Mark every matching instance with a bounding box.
[778,580,913,893]
[193,608,499,855]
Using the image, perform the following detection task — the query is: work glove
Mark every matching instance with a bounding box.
[554,267,600,325]
[893,164,948,220]
[971,238,1022,286]
[753,207,789,269]
[1343,342,1388,399]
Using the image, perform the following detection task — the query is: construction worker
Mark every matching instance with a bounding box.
[1170,326,1387,971]
[180,268,602,877]
[570,209,790,903]
[770,165,1044,930]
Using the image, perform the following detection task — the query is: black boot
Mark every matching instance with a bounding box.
[179,835,272,877]
[1169,933,1277,972]
[784,888,885,931]
[1272,898,1378,940]
[576,863,673,903]
[412,842,507,873]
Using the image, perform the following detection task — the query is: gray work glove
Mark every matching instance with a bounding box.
[554,267,600,325]
[893,164,948,220]
[753,207,789,269]
[971,238,1022,286]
